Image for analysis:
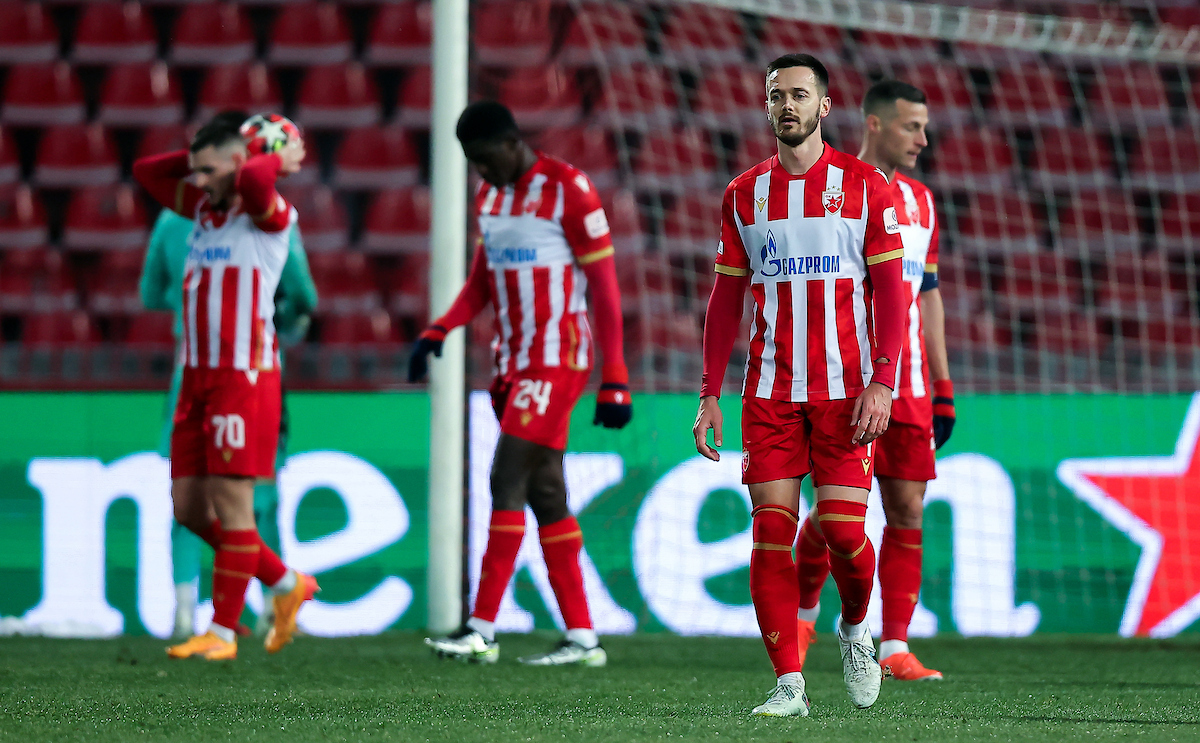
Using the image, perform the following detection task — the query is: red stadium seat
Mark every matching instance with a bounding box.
[658,5,745,67]
[0,128,18,185]
[0,1,58,64]
[474,0,552,67]
[990,64,1073,128]
[992,253,1082,315]
[319,311,399,344]
[136,124,190,160]
[33,124,120,188]
[385,253,428,317]
[170,2,255,65]
[125,312,175,346]
[728,127,778,177]
[1,62,86,126]
[1034,310,1103,357]
[268,1,353,66]
[497,67,582,130]
[824,66,868,129]
[22,310,98,346]
[295,63,381,130]
[98,62,183,127]
[534,128,618,191]
[951,192,1046,255]
[1053,190,1141,254]
[0,185,48,249]
[601,189,646,255]
[659,193,722,258]
[617,253,677,316]
[1128,127,1200,191]
[758,21,844,66]
[1161,8,1200,28]
[927,128,1017,192]
[63,185,148,251]
[396,66,431,128]
[0,247,76,313]
[276,184,349,253]
[307,251,382,314]
[1156,192,1200,253]
[1093,253,1179,321]
[333,126,421,190]
[634,128,718,194]
[196,64,283,123]
[85,253,142,315]
[886,63,978,126]
[596,66,678,131]
[1086,64,1171,129]
[73,1,157,64]
[361,188,430,254]
[559,2,648,67]
[1029,127,1116,191]
[854,31,942,67]
[365,1,432,66]
[692,65,768,130]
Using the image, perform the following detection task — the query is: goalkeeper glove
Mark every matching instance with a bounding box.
[593,365,633,429]
[932,379,955,449]
[407,325,447,383]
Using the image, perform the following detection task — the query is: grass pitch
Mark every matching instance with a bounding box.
[1,632,1197,742]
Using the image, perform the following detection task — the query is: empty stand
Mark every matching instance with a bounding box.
[559,2,648,67]
[854,31,942,67]
[308,251,382,314]
[196,64,283,123]
[634,128,719,194]
[124,312,175,347]
[361,188,430,254]
[33,124,120,188]
[658,4,746,68]
[950,192,1046,255]
[658,194,722,258]
[1051,190,1141,254]
[596,66,679,130]
[474,0,552,67]
[727,127,778,177]
[534,128,619,191]
[1,62,86,126]
[1127,127,1200,191]
[84,250,143,315]
[296,63,381,130]
[319,311,400,345]
[396,66,431,128]
[1085,63,1172,130]
[927,128,1017,193]
[1155,192,1200,253]
[0,185,48,250]
[22,311,98,346]
[268,1,353,66]
[333,126,421,190]
[98,62,183,127]
[0,248,76,313]
[72,1,157,64]
[0,129,18,185]
[62,185,148,251]
[497,67,582,130]
[136,124,190,160]
[989,64,1075,128]
[757,20,843,65]
[1029,127,1117,191]
[365,1,432,66]
[692,65,769,130]
[601,189,646,255]
[0,1,58,64]
[278,185,349,253]
[886,63,978,126]
[170,2,255,66]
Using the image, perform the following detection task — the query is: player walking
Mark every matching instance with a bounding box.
[412,102,631,666]
[132,115,318,660]
[793,80,955,681]
[692,54,907,716]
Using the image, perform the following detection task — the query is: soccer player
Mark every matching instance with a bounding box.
[132,115,318,661]
[412,101,631,666]
[139,113,319,639]
[692,54,907,716]
[793,80,955,681]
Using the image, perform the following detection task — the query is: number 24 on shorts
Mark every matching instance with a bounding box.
[512,380,553,416]
[212,414,246,449]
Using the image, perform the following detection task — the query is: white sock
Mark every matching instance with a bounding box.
[270,569,297,596]
[879,639,909,658]
[838,616,870,642]
[777,671,804,687]
[210,623,236,643]
[565,628,598,649]
[797,603,820,623]
[466,616,495,642]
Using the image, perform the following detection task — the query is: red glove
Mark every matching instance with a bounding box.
[594,364,632,429]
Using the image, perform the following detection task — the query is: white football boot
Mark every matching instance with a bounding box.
[425,626,499,664]
[517,639,607,666]
[838,617,882,708]
[750,675,811,717]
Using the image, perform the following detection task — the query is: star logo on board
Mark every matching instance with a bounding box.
[1058,393,1200,637]
[822,187,843,214]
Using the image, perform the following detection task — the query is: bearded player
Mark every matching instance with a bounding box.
[793,80,955,681]
[132,114,318,660]
[412,101,631,666]
[692,54,907,716]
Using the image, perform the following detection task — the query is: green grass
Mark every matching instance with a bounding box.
[1,633,1198,742]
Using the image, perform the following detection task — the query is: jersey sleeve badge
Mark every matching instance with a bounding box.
[883,206,900,235]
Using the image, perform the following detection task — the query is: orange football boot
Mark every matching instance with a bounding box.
[797,618,817,670]
[879,651,943,681]
[166,631,237,661]
[264,572,320,654]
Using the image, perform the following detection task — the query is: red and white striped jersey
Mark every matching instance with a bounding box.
[476,153,614,376]
[715,145,904,402]
[892,172,940,400]
[181,196,295,371]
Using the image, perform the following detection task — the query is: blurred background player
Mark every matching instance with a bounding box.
[132,113,317,661]
[793,80,956,682]
[140,111,319,639]
[412,101,632,666]
[692,54,907,716]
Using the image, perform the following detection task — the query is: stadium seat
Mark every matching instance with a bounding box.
[474,0,552,67]
[824,66,868,129]
[276,185,349,253]
[385,253,428,318]
[950,192,1046,255]
[170,2,255,65]
[692,65,768,130]
[534,128,618,191]
[658,193,722,258]
[72,1,157,64]
[596,65,679,131]
[1028,127,1116,191]
[1032,310,1103,357]
[0,128,18,185]
[497,67,582,130]
[22,310,98,346]
[0,247,76,313]
[136,124,190,159]
[658,4,746,68]
[1161,7,1200,28]
[1086,63,1172,130]
[728,127,778,177]
[1052,190,1141,254]
[308,251,382,314]
[333,126,421,190]
[0,185,48,249]
[992,253,1082,315]
[62,185,148,251]
[617,253,677,316]
[84,250,143,314]
[98,62,183,127]
[319,311,399,344]
[757,20,844,65]
[396,66,431,129]
[1154,192,1200,253]
[853,31,942,67]
[1,62,86,126]
[365,1,432,66]
[633,128,719,194]
[886,63,978,126]
[927,128,1017,192]
[196,64,283,123]
[0,1,58,64]
[1128,127,1200,190]
[558,2,648,67]
[33,124,121,188]
[268,1,353,66]
[361,188,430,254]
[601,189,646,255]
[124,312,175,346]
[295,63,381,130]
[990,64,1074,128]
[1093,253,1179,321]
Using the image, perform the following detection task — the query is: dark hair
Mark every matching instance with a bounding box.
[766,53,830,97]
[861,79,927,118]
[455,101,519,145]
[189,110,248,153]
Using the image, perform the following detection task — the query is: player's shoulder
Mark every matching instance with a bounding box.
[726,156,774,195]
[830,147,889,186]
[537,152,596,194]
[895,171,934,201]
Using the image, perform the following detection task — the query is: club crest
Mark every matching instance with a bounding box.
[823,187,844,214]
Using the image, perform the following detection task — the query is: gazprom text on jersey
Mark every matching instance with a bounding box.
[188,246,233,263]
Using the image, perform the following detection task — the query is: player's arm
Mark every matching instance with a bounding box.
[139,210,176,311]
[406,241,493,383]
[694,182,750,461]
[275,225,318,347]
[236,152,291,233]
[919,215,955,448]
[131,149,204,216]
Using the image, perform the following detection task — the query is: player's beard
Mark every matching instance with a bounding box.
[773,110,820,148]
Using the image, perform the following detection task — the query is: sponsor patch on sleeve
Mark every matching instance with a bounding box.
[584,208,609,239]
[717,240,725,256]
[574,174,591,193]
[883,206,900,235]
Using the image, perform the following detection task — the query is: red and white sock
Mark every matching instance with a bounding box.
[471,510,526,629]
[211,528,259,636]
[879,525,923,656]
[540,516,595,644]
[817,499,875,625]
[795,513,830,621]
[749,505,802,678]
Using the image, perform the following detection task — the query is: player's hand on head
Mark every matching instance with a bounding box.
[594,367,633,429]
[851,381,893,446]
[693,395,723,461]
[932,379,955,449]
[406,325,447,383]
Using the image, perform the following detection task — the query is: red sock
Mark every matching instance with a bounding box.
[472,510,525,623]
[539,516,592,630]
[211,528,259,632]
[817,499,875,625]
[749,505,801,677]
[795,513,830,612]
[256,535,288,587]
[196,518,222,550]
[880,525,923,643]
